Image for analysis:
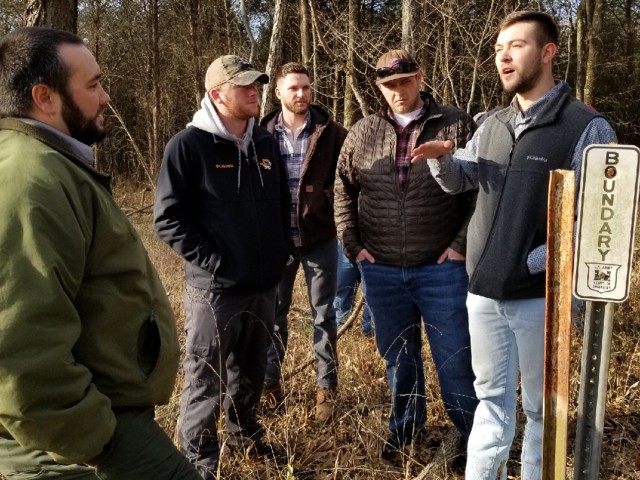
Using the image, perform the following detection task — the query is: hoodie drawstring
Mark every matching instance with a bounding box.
[252,139,264,189]
[236,139,264,193]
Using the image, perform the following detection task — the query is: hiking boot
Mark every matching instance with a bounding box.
[224,433,287,465]
[314,386,337,423]
[262,382,284,410]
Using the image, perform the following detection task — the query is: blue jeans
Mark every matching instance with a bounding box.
[334,242,373,335]
[359,259,477,446]
[465,293,545,480]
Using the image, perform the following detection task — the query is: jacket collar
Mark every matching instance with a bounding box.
[380,91,443,124]
[0,117,111,191]
[260,104,330,133]
[496,81,571,130]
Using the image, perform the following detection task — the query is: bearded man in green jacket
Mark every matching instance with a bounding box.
[0,27,199,480]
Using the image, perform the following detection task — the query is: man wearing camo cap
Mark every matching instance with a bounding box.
[154,55,292,478]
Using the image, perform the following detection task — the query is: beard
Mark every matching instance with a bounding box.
[60,90,106,146]
[282,97,309,115]
[502,62,543,95]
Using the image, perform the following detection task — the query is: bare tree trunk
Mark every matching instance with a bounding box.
[575,0,586,101]
[149,0,162,177]
[466,0,496,113]
[260,0,285,118]
[343,0,358,127]
[333,66,340,121]
[223,0,233,52]
[89,0,103,171]
[240,0,258,62]
[583,0,604,106]
[300,0,311,66]
[401,0,414,53]
[564,2,574,83]
[310,1,320,97]
[188,0,204,106]
[25,0,78,32]
[441,15,454,105]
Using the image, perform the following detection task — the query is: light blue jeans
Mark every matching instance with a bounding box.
[465,293,545,480]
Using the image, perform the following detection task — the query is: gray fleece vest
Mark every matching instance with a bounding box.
[467,85,598,300]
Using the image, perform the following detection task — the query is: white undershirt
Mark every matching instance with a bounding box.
[392,107,423,128]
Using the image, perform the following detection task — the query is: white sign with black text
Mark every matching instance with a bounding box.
[573,145,640,302]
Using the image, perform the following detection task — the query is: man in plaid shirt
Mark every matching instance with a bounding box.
[334,49,478,463]
[261,63,347,423]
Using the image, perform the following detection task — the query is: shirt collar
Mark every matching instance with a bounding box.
[511,80,564,122]
[275,110,311,134]
[20,118,96,166]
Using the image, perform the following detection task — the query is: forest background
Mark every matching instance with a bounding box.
[1,0,639,478]
[2,0,639,182]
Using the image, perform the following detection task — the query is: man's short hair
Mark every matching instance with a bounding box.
[275,62,310,82]
[498,10,559,46]
[0,27,84,118]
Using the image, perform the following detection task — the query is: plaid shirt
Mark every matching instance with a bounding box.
[389,100,430,189]
[275,112,311,247]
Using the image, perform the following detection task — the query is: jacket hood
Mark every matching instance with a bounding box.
[188,94,255,156]
[188,94,263,191]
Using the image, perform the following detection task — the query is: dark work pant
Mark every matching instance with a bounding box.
[178,285,276,478]
[0,407,200,480]
[265,237,338,388]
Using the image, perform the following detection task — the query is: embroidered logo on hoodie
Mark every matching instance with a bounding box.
[259,159,272,170]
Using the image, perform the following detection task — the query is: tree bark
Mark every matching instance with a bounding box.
[583,0,604,106]
[343,0,358,127]
[240,0,258,62]
[299,0,311,66]
[401,0,414,53]
[575,1,586,101]
[188,0,204,106]
[260,0,285,118]
[148,0,162,176]
[25,0,78,32]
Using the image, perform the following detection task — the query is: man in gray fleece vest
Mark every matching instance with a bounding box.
[412,10,616,480]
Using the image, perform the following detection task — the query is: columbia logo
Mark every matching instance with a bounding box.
[527,155,548,163]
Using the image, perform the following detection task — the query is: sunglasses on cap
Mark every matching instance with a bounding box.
[375,61,419,80]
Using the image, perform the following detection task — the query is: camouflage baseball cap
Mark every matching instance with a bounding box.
[205,55,269,90]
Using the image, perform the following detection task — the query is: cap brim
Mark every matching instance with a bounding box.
[230,71,269,85]
[375,71,418,85]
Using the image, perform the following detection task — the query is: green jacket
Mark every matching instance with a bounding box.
[0,119,180,464]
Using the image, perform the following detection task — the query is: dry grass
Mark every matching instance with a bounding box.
[0,187,637,480]
[106,187,640,478]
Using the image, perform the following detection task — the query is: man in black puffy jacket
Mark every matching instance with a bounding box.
[334,49,478,461]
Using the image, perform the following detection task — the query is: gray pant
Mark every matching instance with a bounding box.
[0,407,200,480]
[178,285,276,478]
[265,237,339,388]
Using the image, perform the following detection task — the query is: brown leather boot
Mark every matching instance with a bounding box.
[315,386,337,423]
